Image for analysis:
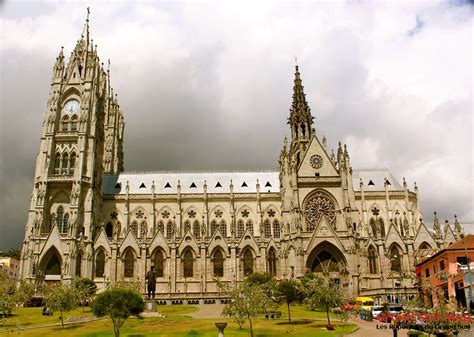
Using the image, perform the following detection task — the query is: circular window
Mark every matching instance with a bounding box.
[304,192,336,230]
[310,154,323,169]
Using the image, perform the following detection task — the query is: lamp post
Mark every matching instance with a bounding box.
[389,255,398,303]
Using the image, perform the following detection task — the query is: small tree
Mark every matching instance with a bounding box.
[91,288,144,337]
[303,274,349,329]
[74,277,97,308]
[275,280,303,323]
[223,282,274,337]
[0,273,34,318]
[44,282,80,327]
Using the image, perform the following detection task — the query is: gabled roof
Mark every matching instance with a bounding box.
[352,168,403,191]
[103,171,279,195]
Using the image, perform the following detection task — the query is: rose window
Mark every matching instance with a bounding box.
[304,192,336,230]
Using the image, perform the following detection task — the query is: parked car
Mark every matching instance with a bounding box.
[378,303,404,322]
[372,305,383,319]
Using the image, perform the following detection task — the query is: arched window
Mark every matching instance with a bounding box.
[273,220,280,239]
[95,250,105,277]
[62,213,69,234]
[243,249,253,276]
[237,220,245,238]
[193,221,200,239]
[268,248,277,276]
[124,249,134,277]
[211,220,218,236]
[184,220,191,233]
[157,221,164,235]
[183,250,193,278]
[131,221,138,237]
[54,153,61,175]
[61,116,69,131]
[390,246,402,272]
[213,250,224,277]
[419,242,431,250]
[140,221,147,238]
[264,219,272,238]
[56,206,64,231]
[76,250,83,277]
[368,246,378,274]
[153,250,164,277]
[379,219,386,238]
[166,221,172,239]
[220,220,227,237]
[70,115,78,131]
[370,219,377,237]
[246,220,253,235]
[69,153,76,175]
[61,153,69,175]
[105,222,113,239]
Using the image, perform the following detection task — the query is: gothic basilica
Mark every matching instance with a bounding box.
[20,17,464,304]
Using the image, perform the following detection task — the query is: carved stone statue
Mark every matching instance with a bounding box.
[145,266,157,299]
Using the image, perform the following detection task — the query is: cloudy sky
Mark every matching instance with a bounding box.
[0,1,472,250]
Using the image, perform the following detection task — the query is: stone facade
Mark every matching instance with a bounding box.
[20,18,464,303]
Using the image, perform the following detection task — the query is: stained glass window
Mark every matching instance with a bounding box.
[95,250,105,277]
[213,250,224,277]
[124,250,134,277]
[183,250,193,278]
[243,250,253,276]
[154,250,164,277]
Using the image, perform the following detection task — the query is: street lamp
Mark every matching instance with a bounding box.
[389,255,398,303]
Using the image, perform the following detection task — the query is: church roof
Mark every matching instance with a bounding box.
[351,168,403,191]
[103,171,280,195]
[103,168,402,195]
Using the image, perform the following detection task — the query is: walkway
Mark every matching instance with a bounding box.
[186,304,225,319]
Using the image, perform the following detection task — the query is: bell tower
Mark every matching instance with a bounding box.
[20,9,124,282]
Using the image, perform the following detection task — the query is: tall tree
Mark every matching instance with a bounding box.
[91,288,144,337]
[275,280,303,323]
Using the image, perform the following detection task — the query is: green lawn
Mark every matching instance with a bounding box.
[0,304,357,337]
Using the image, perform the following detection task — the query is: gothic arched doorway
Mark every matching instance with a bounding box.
[39,246,62,281]
[306,241,348,283]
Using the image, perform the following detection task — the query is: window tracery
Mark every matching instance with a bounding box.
[237,220,245,237]
[267,248,277,275]
[264,219,271,238]
[273,220,280,239]
[304,191,336,229]
[193,221,200,239]
[219,220,227,237]
[368,246,377,274]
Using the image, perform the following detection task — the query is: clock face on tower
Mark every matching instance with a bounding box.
[63,99,80,115]
[310,154,323,169]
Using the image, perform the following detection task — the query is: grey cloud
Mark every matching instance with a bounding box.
[0,2,472,250]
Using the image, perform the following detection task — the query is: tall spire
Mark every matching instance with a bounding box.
[82,7,90,48]
[288,63,314,148]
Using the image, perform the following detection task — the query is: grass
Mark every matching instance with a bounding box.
[0,304,357,337]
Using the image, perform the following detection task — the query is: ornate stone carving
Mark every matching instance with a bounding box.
[304,192,336,230]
